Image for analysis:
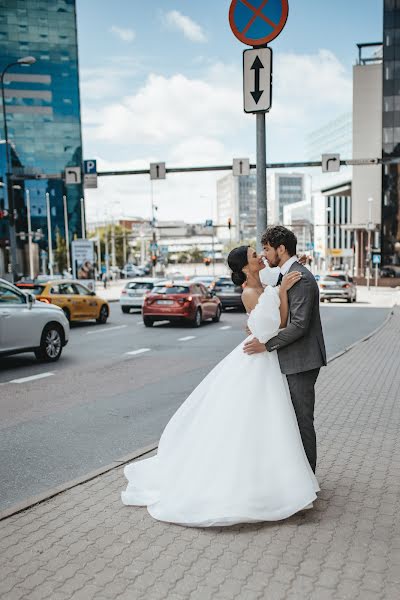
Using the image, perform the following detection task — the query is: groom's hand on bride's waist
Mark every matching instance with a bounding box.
[243,337,266,355]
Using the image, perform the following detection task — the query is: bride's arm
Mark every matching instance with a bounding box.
[278,272,302,328]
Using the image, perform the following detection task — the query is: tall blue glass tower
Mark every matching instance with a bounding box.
[0,0,84,277]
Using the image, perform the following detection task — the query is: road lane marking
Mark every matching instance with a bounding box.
[219,325,232,330]
[125,348,151,356]
[86,325,127,335]
[10,372,54,384]
[137,321,144,325]
[178,336,196,341]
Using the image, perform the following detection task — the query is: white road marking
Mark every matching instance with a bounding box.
[219,325,232,330]
[10,372,54,384]
[178,336,196,341]
[137,321,144,325]
[86,325,127,335]
[125,348,151,356]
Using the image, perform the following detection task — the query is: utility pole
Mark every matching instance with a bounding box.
[26,189,34,279]
[46,192,53,276]
[63,194,71,273]
[111,219,116,269]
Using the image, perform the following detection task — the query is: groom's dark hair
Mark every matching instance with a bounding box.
[261,226,297,256]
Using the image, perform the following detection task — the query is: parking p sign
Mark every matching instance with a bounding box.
[84,160,98,189]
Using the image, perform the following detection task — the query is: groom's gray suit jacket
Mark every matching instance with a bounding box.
[265,261,327,375]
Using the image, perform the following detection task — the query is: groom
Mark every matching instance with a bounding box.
[244,225,326,472]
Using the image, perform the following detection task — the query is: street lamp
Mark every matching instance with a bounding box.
[367,197,374,290]
[1,56,36,281]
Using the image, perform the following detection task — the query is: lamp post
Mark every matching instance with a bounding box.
[367,197,374,291]
[1,56,36,281]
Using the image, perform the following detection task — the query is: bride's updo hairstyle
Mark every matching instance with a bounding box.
[227,245,249,286]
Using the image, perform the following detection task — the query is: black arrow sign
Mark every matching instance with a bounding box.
[250,56,264,104]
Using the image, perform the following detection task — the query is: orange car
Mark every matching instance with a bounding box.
[16,280,109,324]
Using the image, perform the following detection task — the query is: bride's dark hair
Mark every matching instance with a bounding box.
[227,246,249,286]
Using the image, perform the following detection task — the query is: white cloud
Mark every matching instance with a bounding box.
[110,25,135,43]
[165,10,207,43]
[82,49,353,223]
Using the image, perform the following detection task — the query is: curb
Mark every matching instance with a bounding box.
[0,443,158,523]
[1,307,396,522]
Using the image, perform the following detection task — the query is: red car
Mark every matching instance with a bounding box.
[142,281,222,327]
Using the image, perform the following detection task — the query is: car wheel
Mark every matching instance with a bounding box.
[212,305,221,323]
[353,296,357,303]
[96,304,109,324]
[121,306,131,314]
[347,298,352,303]
[62,307,70,321]
[320,298,325,303]
[191,308,202,328]
[143,316,154,327]
[34,324,63,362]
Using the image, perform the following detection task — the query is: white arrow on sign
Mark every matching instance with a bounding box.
[233,158,250,177]
[322,154,340,173]
[243,47,272,114]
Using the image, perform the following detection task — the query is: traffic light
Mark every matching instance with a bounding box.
[203,257,211,267]
[228,218,232,230]
[151,255,157,267]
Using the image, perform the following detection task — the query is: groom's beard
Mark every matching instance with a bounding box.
[268,252,280,268]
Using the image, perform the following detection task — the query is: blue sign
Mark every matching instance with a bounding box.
[372,254,381,265]
[84,160,97,175]
[229,0,289,47]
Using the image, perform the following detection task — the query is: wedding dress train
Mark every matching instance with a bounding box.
[121,286,319,526]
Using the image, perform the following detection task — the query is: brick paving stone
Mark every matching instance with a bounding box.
[2,307,400,599]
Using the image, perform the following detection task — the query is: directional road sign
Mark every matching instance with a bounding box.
[243,47,272,113]
[65,166,81,184]
[372,254,381,265]
[229,0,289,47]
[84,159,98,189]
[150,162,166,180]
[233,158,250,176]
[322,154,340,173]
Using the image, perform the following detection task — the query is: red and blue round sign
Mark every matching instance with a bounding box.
[229,0,289,47]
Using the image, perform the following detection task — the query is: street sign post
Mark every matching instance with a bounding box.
[84,160,98,189]
[229,0,289,251]
[243,48,272,113]
[233,158,250,176]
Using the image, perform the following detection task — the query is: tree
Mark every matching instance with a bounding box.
[54,227,67,274]
[188,246,204,263]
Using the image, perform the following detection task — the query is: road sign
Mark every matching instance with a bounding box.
[243,47,272,113]
[229,0,289,47]
[372,254,381,265]
[322,154,340,173]
[65,166,81,184]
[150,242,159,252]
[205,220,213,227]
[233,158,250,176]
[150,162,166,180]
[84,160,98,189]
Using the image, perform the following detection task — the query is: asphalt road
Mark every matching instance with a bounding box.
[0,301,390,511]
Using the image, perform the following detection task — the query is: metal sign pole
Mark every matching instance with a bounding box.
[63,194,71,273]
[26,189,34,279]
[45,192,53,277]
[256,112,267,252]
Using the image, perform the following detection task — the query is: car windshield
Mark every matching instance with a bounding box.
[214,280,235,290]
[152,285,190,294]
[321,275,347,282]
[16,284,46,295]
[126,282,154,290]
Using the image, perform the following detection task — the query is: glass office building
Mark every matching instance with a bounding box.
[382,0,400,265]
[0,0,84,276]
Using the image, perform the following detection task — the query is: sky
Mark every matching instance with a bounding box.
[76,0,383,224]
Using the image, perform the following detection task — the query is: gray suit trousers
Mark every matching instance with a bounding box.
[286,368,320,473]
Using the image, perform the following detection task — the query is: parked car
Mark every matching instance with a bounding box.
[121,264,145,278]
[380,266,400,278]
[142,280,222,327]
[213,277,244,311]
[0,278,69,361]
[120,278,165,313]
[16,280,109,324]
[318,272,357,303]
[190,275,218,289]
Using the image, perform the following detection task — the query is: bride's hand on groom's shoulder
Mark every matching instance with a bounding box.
[281,271,302,292]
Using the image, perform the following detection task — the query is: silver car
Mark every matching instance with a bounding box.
[319,272,357,303]
[0,278,69,361]
[120,278,165,313]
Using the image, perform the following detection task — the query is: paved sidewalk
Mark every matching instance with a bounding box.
[1,309,400,600]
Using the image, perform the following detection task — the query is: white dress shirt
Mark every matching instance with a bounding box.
[279,255,298,276]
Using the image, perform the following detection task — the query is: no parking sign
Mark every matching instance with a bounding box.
[229,0,289,47]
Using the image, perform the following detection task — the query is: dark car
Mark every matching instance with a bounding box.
[380,266,400,278]
[142,280,222,327]
[213,277,244,311]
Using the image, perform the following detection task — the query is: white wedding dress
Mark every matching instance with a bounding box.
[121,286,319,526]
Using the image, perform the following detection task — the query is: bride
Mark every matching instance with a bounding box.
[121,245,319,527]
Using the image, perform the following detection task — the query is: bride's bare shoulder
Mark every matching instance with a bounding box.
[242,286,262,313]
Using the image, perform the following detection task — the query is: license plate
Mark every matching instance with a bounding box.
[157,300,173,305]
[128,291,140,296]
